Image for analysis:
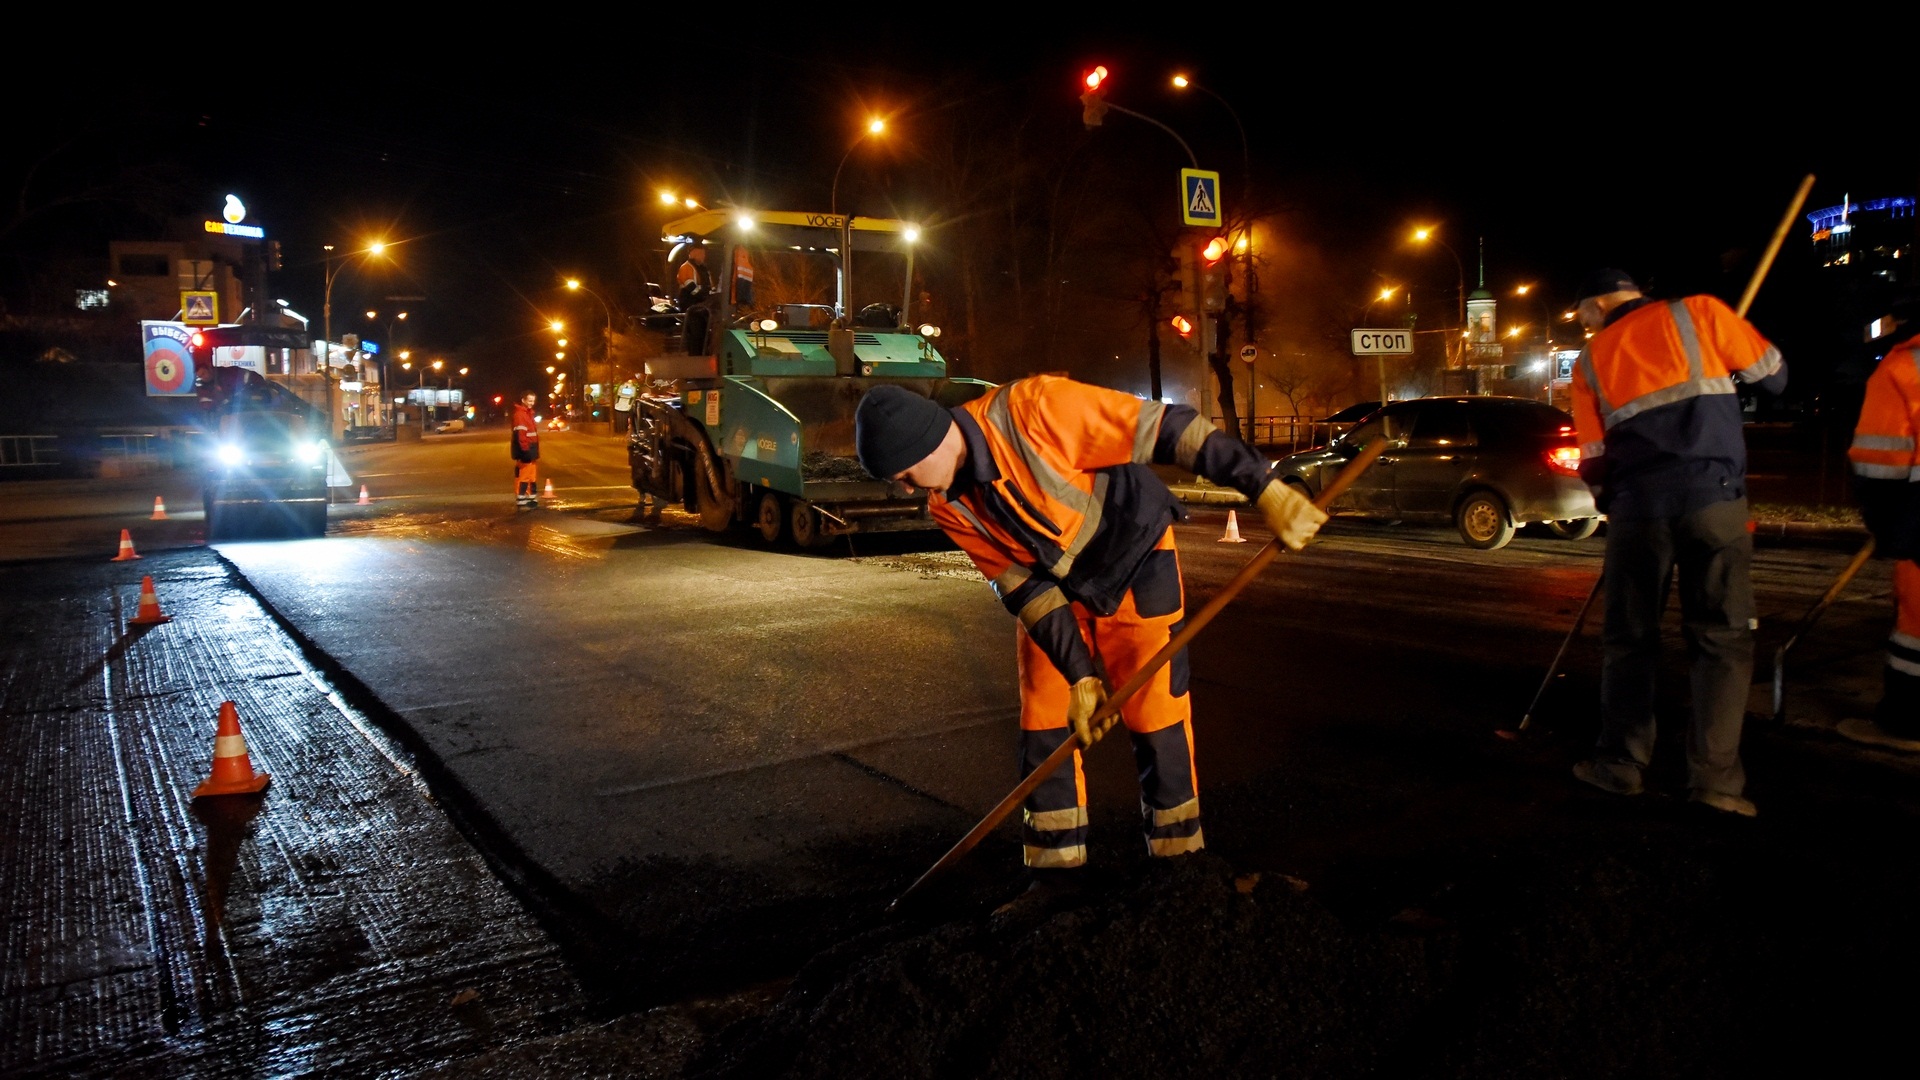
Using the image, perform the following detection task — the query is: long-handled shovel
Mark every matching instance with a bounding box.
[1491,174,1819,744]
[1495,573,1603,741]
[887,439,1387,915]
[1771,535,1875,723]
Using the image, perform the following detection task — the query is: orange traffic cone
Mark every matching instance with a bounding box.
[151,496,168,520]
[112,529,141,561]
[192,702,271,797]
[358,485,371,505]
[128,574,171,625]
[542,480,555,498]
[1218,509,1247,543]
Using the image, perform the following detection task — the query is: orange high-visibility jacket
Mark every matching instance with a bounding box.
[1850,333,1920,560]
[511,403,540,459]
[929,375,1273,683]
[1570,295,1785,516]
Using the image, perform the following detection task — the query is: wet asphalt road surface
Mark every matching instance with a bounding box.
[5,429,1917,1077]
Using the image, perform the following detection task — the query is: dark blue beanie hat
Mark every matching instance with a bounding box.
[855,385,951,479]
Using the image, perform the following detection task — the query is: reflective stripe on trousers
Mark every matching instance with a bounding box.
[1881,560,1920,731]
[1015,527,1202,865]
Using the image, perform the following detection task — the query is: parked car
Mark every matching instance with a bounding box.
[1271,396,1599,550]
[434,418,466,433]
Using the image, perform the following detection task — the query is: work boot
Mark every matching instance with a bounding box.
[1836,717,1920,754]
[1689,789,1758,818]
[1572,758,1644,796]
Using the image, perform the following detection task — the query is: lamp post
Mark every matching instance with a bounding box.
[1411,228,1465,367]
[1362,285,1405,403]
[565,279,614,420]
[830,117,887,217]
[365,308,406,427]
[321,241,387,441]
[1514,284,1569,405]
[1173,73,1257,442]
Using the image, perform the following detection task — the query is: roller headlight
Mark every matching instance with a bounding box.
[216,443,244,467]
[294,439,327,465]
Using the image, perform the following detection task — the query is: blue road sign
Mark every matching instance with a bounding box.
[1181,168,1222,227]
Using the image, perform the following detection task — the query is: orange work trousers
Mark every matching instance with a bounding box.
[1014,526,1202,868]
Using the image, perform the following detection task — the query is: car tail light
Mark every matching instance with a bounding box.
[1546,446,1581,475]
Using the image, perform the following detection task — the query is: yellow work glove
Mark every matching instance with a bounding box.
[1256,479,1329,552]
[1067,675,1109,748]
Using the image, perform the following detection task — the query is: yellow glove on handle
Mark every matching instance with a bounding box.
[1256,479,1329,552]
[1068,675,1109,748]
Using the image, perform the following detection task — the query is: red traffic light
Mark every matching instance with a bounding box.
[1170,314,1195,338]
[493,395,504,405]
[1201,237,1229,264]
[1084,65,1107,92]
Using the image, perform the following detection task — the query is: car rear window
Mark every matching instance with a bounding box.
[1472,403,1576,442]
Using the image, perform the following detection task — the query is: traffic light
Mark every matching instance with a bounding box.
[1200,235,1229,313]
[493,395,504,405]
[1169,314,1195,339]
[1080,66,1109,128]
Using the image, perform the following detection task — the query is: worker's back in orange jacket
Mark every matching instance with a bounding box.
[1850,332,1920,561]
[1569,295,1786,518]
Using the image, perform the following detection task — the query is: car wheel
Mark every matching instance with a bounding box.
[1545,517,1600,540]
[1456,491,1515,550]
[790,500,832,549]
[755,490,786,544]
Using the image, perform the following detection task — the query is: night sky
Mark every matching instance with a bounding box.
[12,25,1913,406]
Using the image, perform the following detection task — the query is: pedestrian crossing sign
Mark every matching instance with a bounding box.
[1181,169,1222,227]
[181,290,218,326]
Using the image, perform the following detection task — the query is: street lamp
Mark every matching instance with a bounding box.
[830,116,887,217]
[1514,284,1573,405]
[321,241,388,440]
[566,278,614,419]
[366,308,406,427]
[1172,72,1258,442]
[1411,227,1466,366]
[1361,285,1410,403]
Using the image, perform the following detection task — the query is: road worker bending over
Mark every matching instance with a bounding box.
[1567,269,1787,817]
[854,376,1326,892]
[1838,314,1920,752]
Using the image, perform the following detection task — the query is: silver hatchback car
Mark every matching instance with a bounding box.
[1271,396,1600,550]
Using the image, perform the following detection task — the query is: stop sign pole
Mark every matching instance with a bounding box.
[1238,343,1258,445]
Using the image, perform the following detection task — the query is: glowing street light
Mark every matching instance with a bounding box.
[831,115,888,216]
[1411,226,1467,365]
[321,239,389,438]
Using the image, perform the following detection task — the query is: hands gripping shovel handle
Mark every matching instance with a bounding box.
[887,439,1388,915]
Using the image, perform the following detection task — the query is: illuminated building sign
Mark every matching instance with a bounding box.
[203,192,265,238]
[1805,195,1915,235]
[204,220,266,238]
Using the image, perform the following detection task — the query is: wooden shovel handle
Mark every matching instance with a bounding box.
[888,439,1387,913]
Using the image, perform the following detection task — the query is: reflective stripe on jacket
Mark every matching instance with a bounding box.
[1570,294,1785,518]
[1850,335,1920,560]
[1851,337,1920,481]
[512,405,540,453]
[930,375,1273,683]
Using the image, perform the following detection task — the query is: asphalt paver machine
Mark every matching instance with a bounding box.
[630,210,992,548]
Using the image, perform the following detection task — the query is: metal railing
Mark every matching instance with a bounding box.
[0,435,59,468]
[1213,416,1354,455]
